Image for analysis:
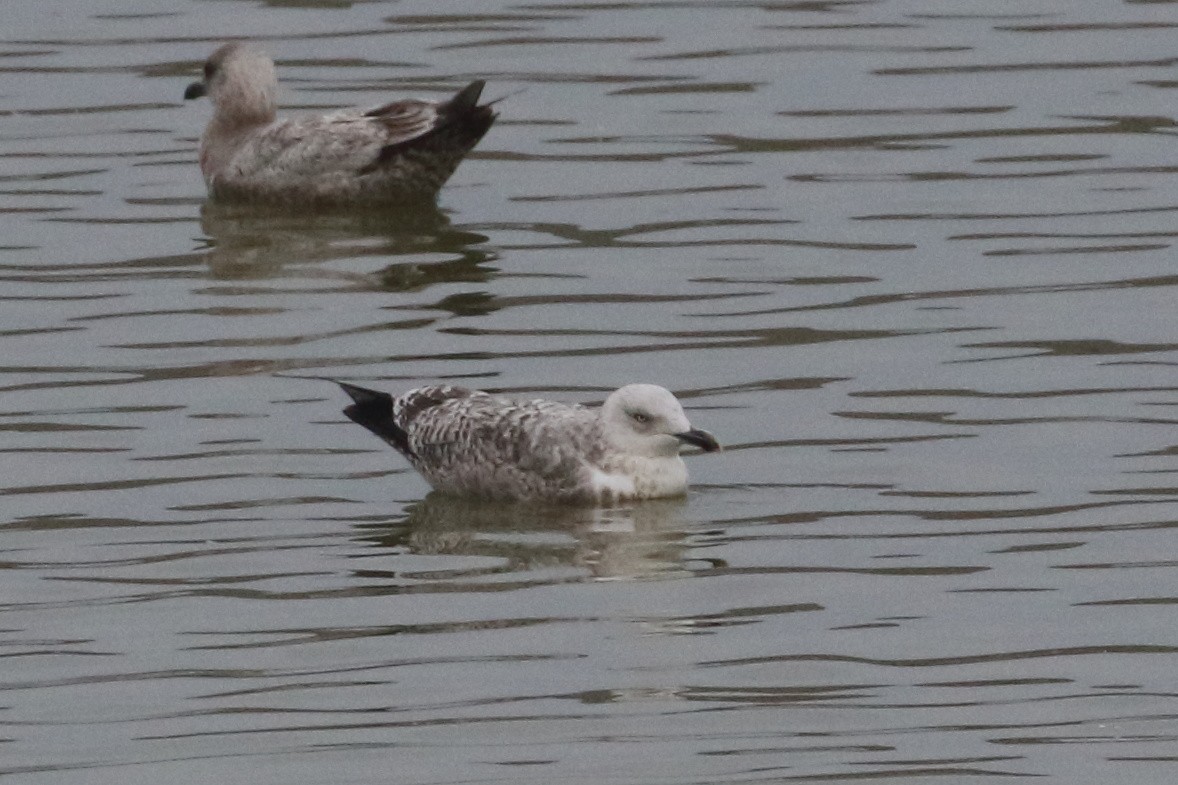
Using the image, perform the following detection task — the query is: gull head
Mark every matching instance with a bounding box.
[184,42,278,126]
[600,384,721,458]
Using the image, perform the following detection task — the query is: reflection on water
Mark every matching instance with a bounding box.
[354,493,701,582]
[2,1,1177,784]
[199,201,498,290]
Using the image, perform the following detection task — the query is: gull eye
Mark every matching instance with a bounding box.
[203,61,216,79]
[629,411,651,425]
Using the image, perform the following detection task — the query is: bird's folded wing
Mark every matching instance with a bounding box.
[230,102,441,180]
[407,398,602,491]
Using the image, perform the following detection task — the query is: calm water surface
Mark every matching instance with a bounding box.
[2,1,1177,783]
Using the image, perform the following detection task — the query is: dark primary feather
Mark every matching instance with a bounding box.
[445,80,486,114]
[338,382,408,455]
[339,382,475,459]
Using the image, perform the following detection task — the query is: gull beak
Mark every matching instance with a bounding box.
[184,81,207,100]
[675,428,722,453]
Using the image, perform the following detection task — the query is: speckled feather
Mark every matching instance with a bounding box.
[337,382,721,505]
[186,43,495,206]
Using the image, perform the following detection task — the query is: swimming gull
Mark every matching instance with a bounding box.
[184,43,496,206]
[334,381,721,504]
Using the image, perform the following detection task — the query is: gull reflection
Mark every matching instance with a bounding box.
[196,201,496,290]
[353,493,702,582]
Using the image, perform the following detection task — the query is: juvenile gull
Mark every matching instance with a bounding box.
[183,43,496,206]
[335,381,721,504]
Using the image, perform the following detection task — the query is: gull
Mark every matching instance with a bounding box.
[334,381,721,504]
[183,43,496,206]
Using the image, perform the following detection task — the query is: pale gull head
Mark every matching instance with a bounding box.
[600,383,721,458]
[184,43,277,128]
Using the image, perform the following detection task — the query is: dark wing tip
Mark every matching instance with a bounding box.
[336,380,392,409]
[335,382,413,456]
[441,80,496,136]
[447,80,487,113]
[361,82,496,180]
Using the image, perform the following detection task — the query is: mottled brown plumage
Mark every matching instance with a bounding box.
[336,382,721,505]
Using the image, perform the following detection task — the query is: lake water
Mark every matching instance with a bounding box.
[2,1,1177,783]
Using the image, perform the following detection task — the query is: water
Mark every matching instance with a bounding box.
[3,1,1177,783]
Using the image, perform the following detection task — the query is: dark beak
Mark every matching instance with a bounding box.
[184,81,206,100]
[675,428,722,453]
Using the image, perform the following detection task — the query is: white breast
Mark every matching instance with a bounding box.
[588,467,638,499]
[588,455,689,501]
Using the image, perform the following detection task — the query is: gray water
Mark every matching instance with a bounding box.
[3,1,1177,783]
